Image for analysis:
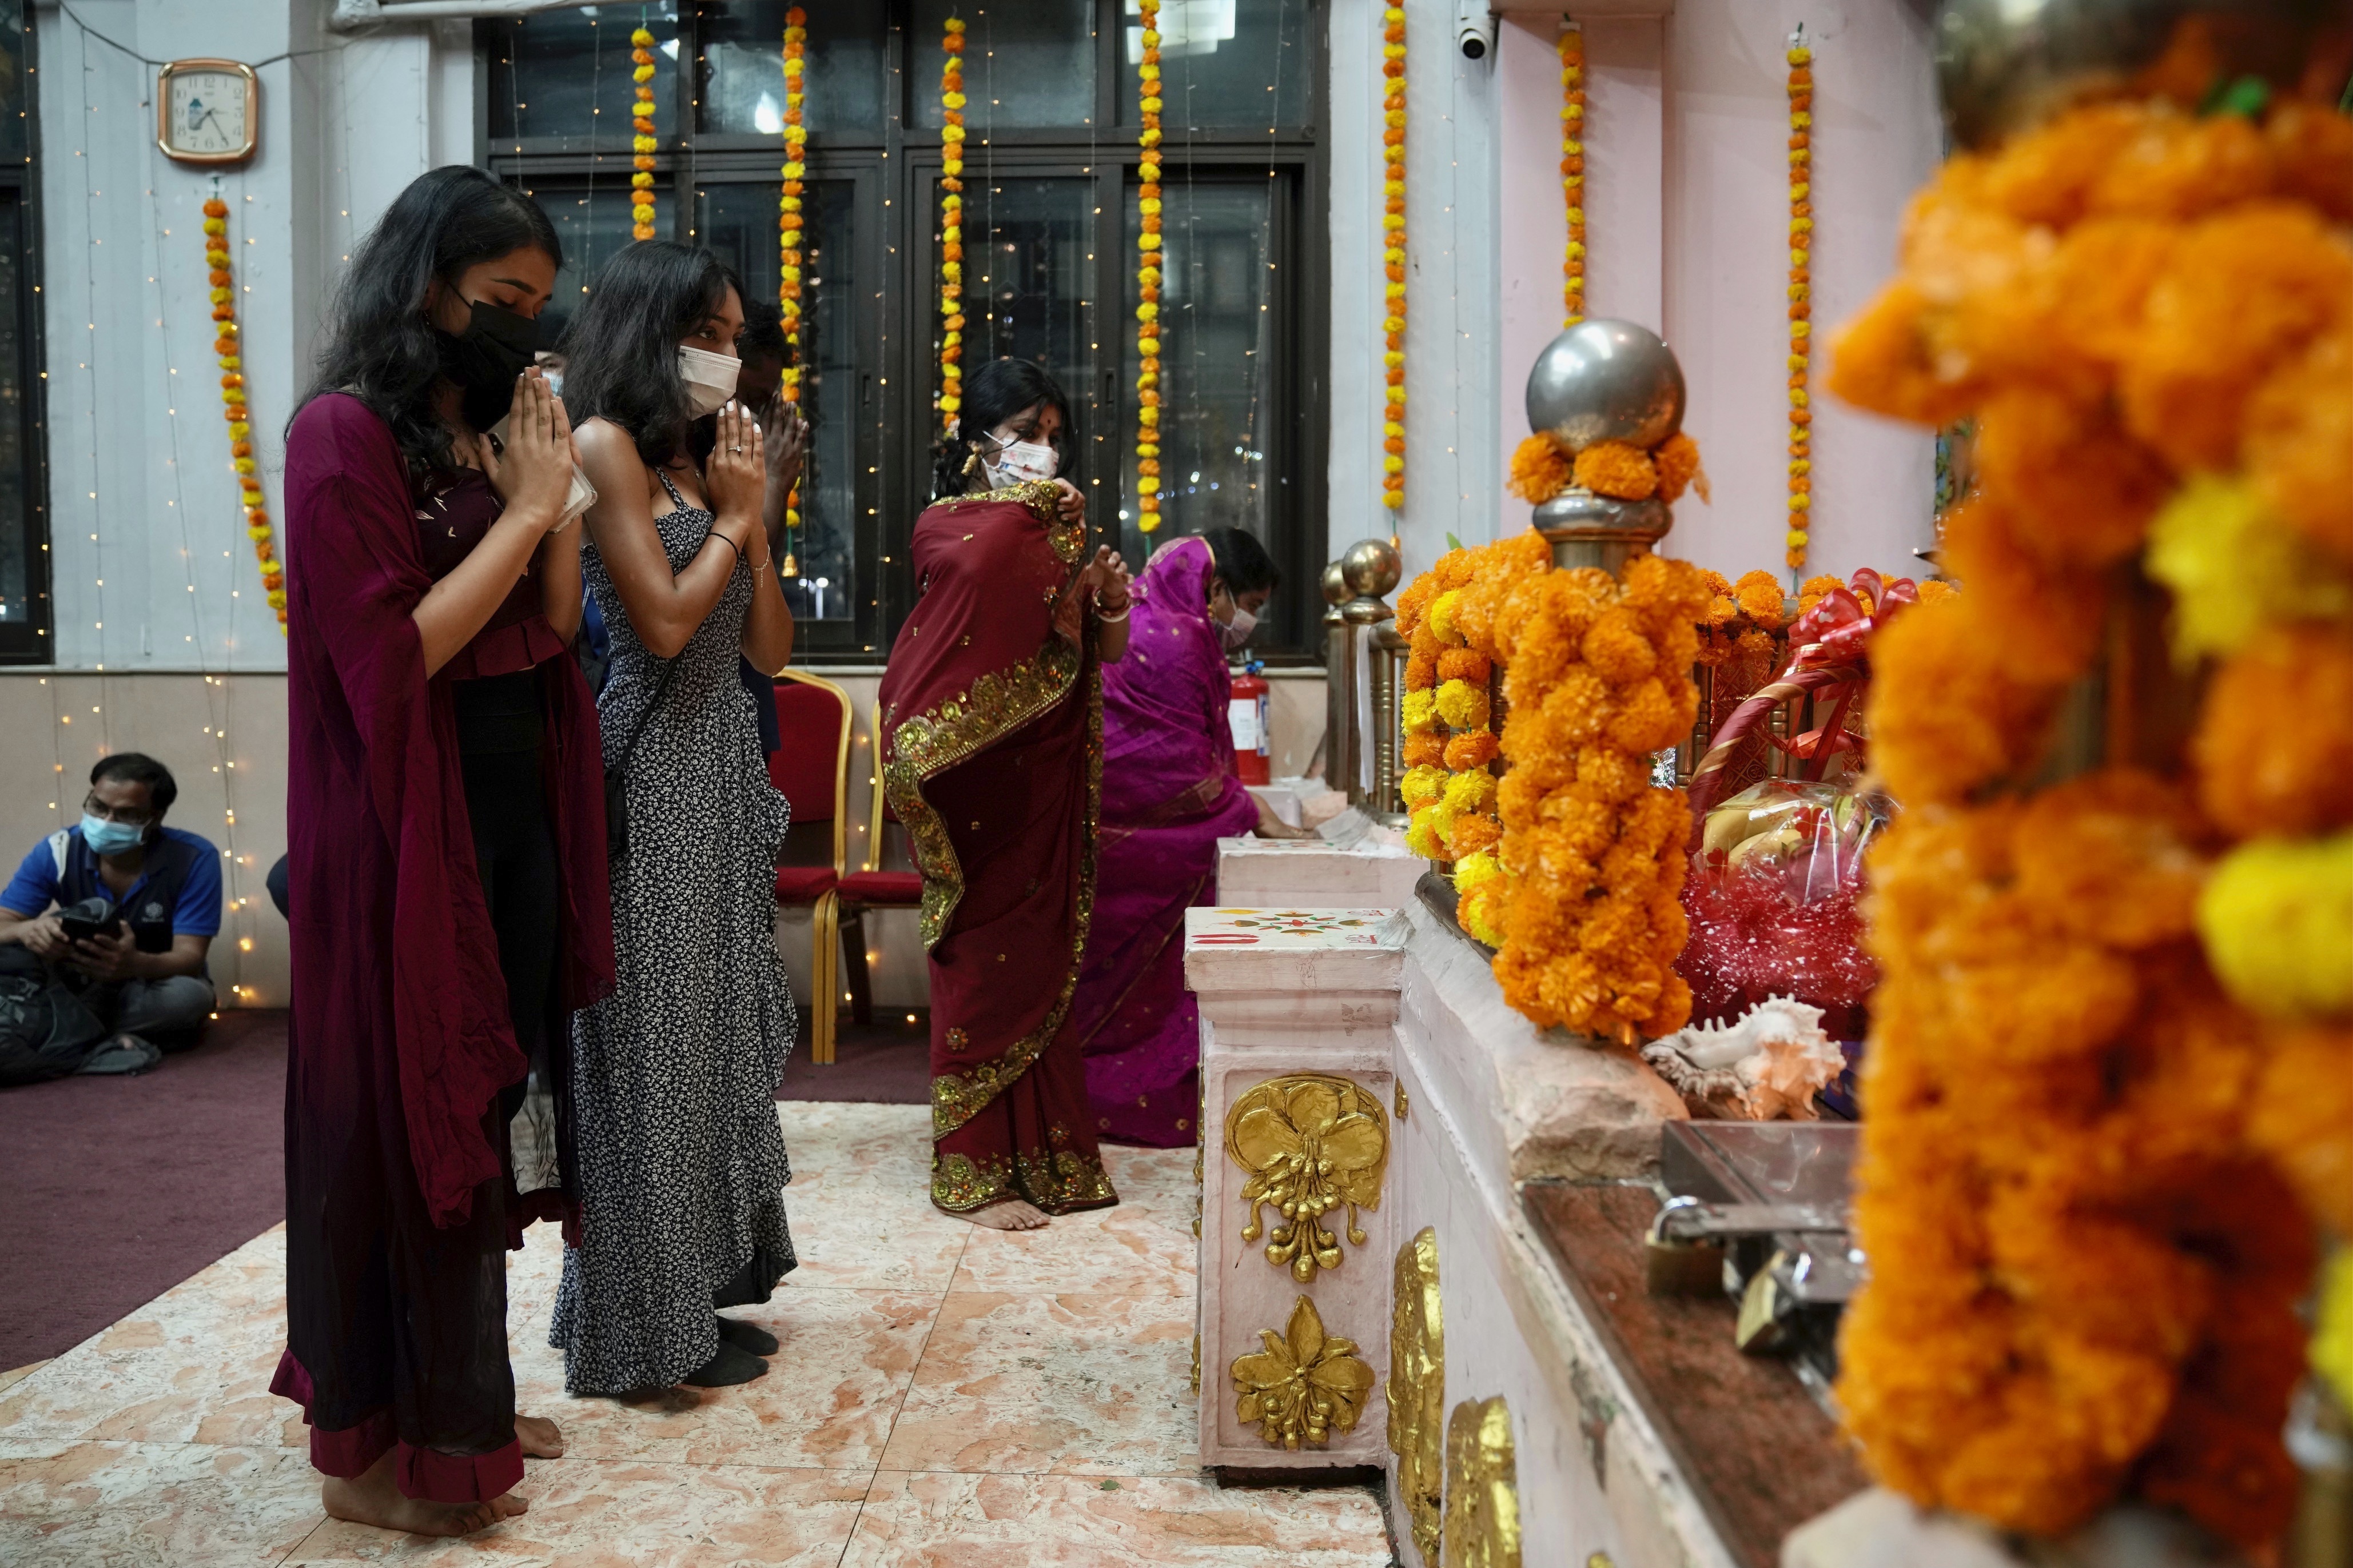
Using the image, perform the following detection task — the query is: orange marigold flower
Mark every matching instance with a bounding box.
[1443,728,1500,771]
[1571,439,1659,501]
[2243,327,2353,564]
[2191,624,2353,839]
[1652,430,1709,504]
[1734,569,1790,629]
[1506,432,1571,504]
[1403,732,1446,768]
[1435,648,1489,686]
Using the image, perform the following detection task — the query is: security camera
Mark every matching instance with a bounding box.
[1456,0,1496,60]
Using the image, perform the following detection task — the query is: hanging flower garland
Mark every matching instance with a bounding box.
[1134,0,1165,533]
[1829,96,2353,1550]
[1559,21,1585,327]
[630,26,658,240]
[938,16,966,440]
[778,5,808,572]
[1784,31,1813,574]
[1380,5,1407,514]
[203,196,281,629]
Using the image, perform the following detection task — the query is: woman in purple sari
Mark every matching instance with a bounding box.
[1072,528,1287,1146]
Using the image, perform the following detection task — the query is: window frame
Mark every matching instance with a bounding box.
[0,1,50,664]
[479,0,1328,666]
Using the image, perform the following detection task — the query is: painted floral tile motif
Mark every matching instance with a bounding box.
[1186,908,1409,949]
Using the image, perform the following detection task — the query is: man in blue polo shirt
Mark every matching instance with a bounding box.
[0,753,222,1075]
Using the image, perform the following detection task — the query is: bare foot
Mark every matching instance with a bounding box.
[964,1199,1050,1231]
[515,1414,564,1459]
[321,1449,528,1537]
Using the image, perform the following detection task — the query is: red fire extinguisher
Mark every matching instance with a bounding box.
[1229,659,1271,785]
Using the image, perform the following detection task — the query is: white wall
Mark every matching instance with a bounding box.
[1327,0,1503,585]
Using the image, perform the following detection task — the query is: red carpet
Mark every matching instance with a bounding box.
[0,1006,930,1370]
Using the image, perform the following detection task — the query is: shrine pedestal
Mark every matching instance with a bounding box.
[1213,834,1424,909]
[1191,839,1885,1568]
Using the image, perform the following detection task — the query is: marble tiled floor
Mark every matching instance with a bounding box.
[0,1102,1397,1566]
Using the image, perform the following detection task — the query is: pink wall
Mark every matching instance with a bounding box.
[1492,0,1942,584]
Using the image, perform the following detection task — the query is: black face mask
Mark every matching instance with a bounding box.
[433,298,541,432]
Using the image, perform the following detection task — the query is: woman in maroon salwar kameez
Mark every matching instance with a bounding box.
[271,167,612,1538]
[878,358,1132,1228]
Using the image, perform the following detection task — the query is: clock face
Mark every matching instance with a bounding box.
[161,66,255,162]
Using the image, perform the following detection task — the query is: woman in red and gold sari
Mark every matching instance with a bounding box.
[878,358,1132,1230]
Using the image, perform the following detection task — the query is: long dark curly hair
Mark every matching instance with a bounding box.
[298,166,561,473]
[554,242,739,472]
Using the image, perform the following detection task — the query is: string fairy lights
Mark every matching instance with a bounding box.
[1380,3,1407,517]
[1133,0,1165,534]
[1785,27,1814,576]
[630,22,658,240]
[1560,20,1585,326]
[779,5,808,574]
[936,16,967,439]
[203,189,282,630]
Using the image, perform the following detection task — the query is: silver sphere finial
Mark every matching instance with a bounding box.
[1934,0,2350,151]
[1340,538,1403,599]
[1524,319,1686,455]
[1320,559,1352,607]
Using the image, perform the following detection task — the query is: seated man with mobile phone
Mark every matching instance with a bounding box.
[0,753,222,1076]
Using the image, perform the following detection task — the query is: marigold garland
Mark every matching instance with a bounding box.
[1559,22,1584,326]
[937,17,967,439]
[1380,5,1407,514]
[1784,34,1813,573]
[1134,0,1164,532]
[1832,91,2353,1550]
[1507,429,1706,508]
[203,198,281,629]
[630,27,658,240]
[778,6,809,566]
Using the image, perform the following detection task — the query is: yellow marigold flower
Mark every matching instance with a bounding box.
[1401,764,1447,807]
[1402,688,1440,734]
[2146,476,2353,665]
[2197,831,2353,1020]
[1406,811,1447,861]
[1452,849,1502,896]
[1427,589,1464,645]
[2316,1250,2353,1414]
[1440,768,1495,815]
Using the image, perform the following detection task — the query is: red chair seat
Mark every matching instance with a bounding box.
[773,864,841,905]
[838,869,923,906]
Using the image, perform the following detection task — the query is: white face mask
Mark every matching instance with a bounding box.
[985,437,1060,488]
[678,344,742,418]
[1220,604,1258,651]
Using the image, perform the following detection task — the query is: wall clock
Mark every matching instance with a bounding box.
[157,59,259,165]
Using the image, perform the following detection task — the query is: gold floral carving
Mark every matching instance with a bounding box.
[1388,1228,1445,1565]
[1443,1396,1522,1568]
[1231,1295,1376,1450]
[1225,1075,1389,1281]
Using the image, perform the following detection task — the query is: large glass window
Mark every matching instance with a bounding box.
[481,0,1324,663]
[0,0,43,661]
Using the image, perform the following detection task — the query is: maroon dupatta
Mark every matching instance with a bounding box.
[877,480,1119,1214]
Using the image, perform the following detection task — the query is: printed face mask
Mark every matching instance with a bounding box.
[80,815,146,858]
[678,344,743,418]
[986,437,1060,488]
[435,298,542,432]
